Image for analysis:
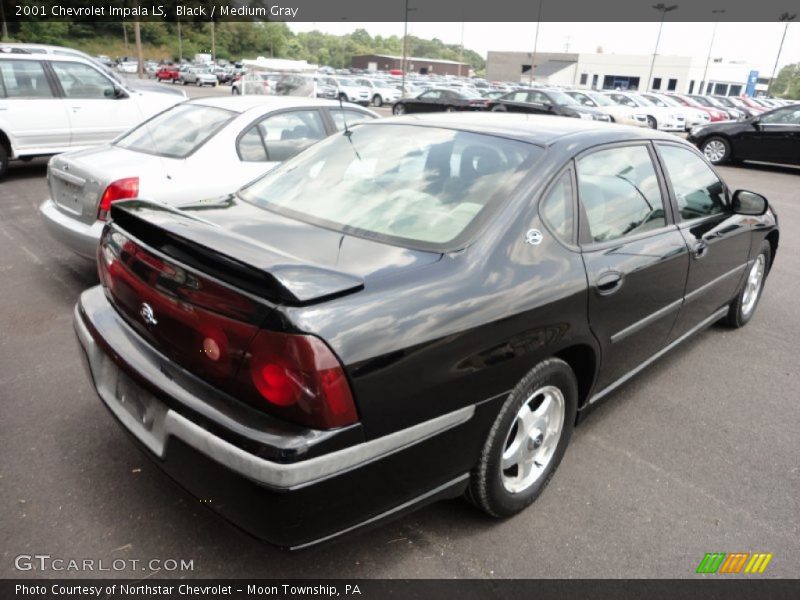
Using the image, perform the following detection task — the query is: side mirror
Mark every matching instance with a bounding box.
[543,103,553,111]
[751,117,761,129]
[731,189,768,216]
[109,85,128,99]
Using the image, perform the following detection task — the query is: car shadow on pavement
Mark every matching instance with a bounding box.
[4,158,49,181]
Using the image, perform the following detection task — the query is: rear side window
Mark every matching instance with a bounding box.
[115,104,235,158]
[0,60,53,98]
[577,145,666,243]
[540,170,574,243]
[657,144,727,220]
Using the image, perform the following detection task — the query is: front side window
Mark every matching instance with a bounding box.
[760,107,800,125]
[115,104,235,158]
[238,124,543,249]
[51,61,116,99]
[420,90,442,100]
[0,59,53,98]
[577,145,666,243]
[658,144,727,220]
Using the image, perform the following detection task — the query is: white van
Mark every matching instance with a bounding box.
[0,52,184,178]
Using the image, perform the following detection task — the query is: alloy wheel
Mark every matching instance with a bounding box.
[741,254,766,317]
[501,385,565,494]
[703,139,727,163]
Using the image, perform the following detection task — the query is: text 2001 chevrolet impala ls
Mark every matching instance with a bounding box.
[74,114,778,548]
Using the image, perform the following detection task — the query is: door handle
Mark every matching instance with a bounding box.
[690,240,709,259]
[596,271,624,295]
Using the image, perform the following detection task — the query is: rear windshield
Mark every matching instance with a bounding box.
[238,124,543,251]
[114,104,235,158]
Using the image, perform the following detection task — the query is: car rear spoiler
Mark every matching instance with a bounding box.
[109,200,365,306]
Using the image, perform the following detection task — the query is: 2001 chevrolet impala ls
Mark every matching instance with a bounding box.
[74,114,778,549]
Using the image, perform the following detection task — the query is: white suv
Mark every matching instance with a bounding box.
[0,52,184,178]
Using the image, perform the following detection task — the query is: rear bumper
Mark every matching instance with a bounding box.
[74,286,487,548]
[40,198,103,260]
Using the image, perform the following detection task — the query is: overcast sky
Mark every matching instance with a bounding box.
[289,22,800,76]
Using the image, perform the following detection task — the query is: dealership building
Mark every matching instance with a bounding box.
[486,51,768,96]
[351,54,471,76]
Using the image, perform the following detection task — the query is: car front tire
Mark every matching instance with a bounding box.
[468,358,578,517]
[725,240,771,328]
[393,103,405,115]
[701,136,731,165]
[491,104,507,112]
[646,115,657,129]
[372,94,383,107]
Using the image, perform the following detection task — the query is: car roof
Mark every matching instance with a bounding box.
[188,95,376,114]
[373,113,680,147]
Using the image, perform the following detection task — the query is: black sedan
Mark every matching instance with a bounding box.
[486,88,612,122]
[688,104,800,165]
[392,88,489,115]
[75,114,778,549]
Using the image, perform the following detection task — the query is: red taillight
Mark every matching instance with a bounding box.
[242,329,359,429]
[97,177,139,221]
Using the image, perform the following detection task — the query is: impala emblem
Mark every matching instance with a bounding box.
[139,303,157,327]
[525,229,544,245]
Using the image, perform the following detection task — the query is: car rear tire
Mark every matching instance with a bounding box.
[372,94,383,107]
[725,240,771,328]
[467,358,577,517]
[646,115,657,129]
[701,136,731,165]
[0,142,8,180]
[491,104,507,112]
[445,106,456,113]
[393,103,405,115]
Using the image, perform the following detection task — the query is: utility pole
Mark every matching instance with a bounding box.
[0,1,9,41]
[401,0,416,94]
[700,9,725,95]
[134,22,144,78]
[767,13,796,97]
[211,21,216,62]
[529,0,544,87]
[458,20,465,77]
[177,20,183,62]
[646,4,678,92]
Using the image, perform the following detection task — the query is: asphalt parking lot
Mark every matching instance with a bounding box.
[1,101,798,578]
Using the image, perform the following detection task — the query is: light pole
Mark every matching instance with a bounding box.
[767,13,796,97]
[401,0,416,95]
[646,4,678,92]
[528,0,544,87]
[700,9,725,95]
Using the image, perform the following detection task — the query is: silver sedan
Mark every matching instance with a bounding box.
[40,96,378,259]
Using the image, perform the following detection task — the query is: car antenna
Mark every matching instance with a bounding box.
[339,93,352,138]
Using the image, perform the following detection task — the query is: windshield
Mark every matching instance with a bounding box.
[713,96,735,108]
[584,93,614,106]
[115,104,235,159]
[238,124,543,250]
[690,95,713,107]
[641,94,668,107]
[548,91,579,106]
[630,94,654,106]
